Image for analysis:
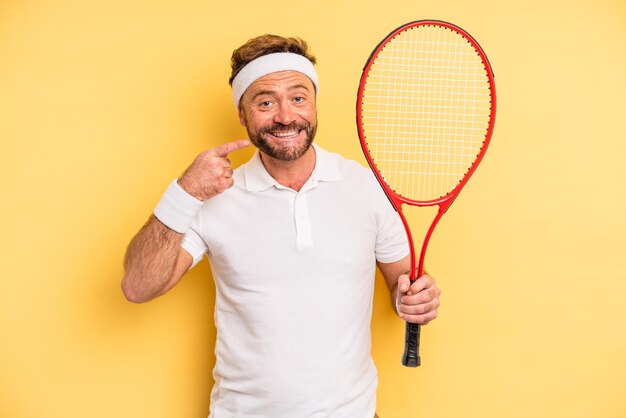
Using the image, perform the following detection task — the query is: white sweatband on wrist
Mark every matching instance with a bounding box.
[231,52,319,107]
[153,180,203,233]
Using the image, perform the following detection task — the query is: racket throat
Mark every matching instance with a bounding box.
[413,205,448,281]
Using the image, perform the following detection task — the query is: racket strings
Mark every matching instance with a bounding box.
[361,25,493,201]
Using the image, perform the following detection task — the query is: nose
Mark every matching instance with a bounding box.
[273,100,296,125]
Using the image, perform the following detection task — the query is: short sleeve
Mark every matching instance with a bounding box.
[374,191,410,263]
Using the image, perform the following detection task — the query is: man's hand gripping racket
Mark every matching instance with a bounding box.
[356,20,497,367]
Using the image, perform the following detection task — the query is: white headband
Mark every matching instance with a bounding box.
[231,52,319,107]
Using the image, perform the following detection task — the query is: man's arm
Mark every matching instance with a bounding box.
[121,139,250,303]
[377,255,441,324]
[121,216,193,303]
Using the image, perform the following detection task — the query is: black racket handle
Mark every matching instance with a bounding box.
[402,322,421,367]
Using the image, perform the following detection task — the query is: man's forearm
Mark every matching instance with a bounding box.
[121,215,184,303]
[389,281,401,316]
[120,140,249,303]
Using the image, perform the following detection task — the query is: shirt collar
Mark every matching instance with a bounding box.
[243,144,342,192]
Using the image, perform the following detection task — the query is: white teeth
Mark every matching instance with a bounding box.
[271,130,298,138]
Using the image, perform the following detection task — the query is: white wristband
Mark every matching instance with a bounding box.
[153,180,203,233]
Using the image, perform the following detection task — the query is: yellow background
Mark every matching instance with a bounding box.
[1,0,625,417]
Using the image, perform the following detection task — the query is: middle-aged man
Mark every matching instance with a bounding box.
[122,34,441,418]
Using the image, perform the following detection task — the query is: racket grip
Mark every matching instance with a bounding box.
[402,322,421,367]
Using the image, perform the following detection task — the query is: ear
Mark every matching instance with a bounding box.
[237,106,246,126]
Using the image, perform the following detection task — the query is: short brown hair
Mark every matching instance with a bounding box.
[229,34,316,85]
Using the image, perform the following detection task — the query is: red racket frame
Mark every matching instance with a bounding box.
[356,19,497,366]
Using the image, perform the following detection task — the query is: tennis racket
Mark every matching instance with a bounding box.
[357,20,496,367]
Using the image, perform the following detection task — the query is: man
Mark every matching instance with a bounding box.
[122,34,440,418]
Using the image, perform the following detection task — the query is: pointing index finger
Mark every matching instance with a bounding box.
[208,139,251,158]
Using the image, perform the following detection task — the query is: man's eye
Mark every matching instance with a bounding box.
[294,97,304,103]
[260,101,272,108]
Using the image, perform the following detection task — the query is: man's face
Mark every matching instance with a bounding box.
[238,71,317,162]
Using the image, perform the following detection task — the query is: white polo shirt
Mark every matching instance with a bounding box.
[182,144,408,418]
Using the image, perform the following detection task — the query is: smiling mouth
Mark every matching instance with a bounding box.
[268,129,300,139]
